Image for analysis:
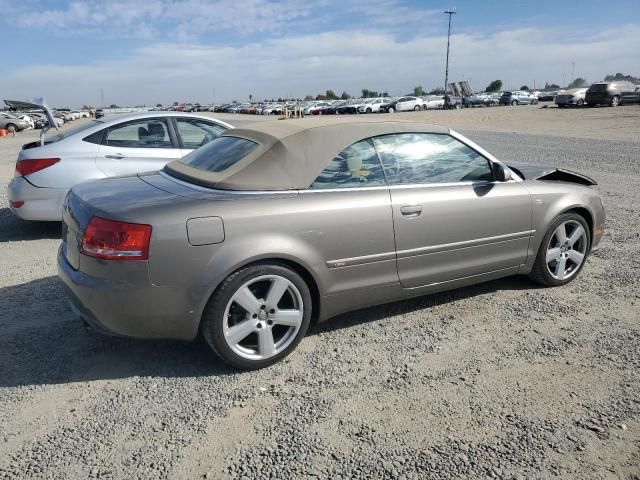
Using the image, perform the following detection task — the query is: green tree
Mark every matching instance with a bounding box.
[361,89,370,98]
[173,101,179,106]
[249,94,253,102]
[340,91,351,100]
[520,85,529,91]
[413,85,424,96]
[429,87,445,95]
[485,80,503,92]
[567,77,588,88]
[604,73,640,83]
[325,90,338,100]
[156,103,162,107]
[304,95,314,101]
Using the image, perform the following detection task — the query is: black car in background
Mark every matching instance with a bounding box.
[585,81,640,107]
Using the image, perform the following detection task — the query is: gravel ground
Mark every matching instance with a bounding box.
[0,107,638,480]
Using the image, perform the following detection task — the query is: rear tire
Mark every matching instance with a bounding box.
[529,213,590,287]
[388,107,395,113]
[511,100,518,106]
[201,263,312,369]
[577,99,584,107]
[414,105,421,111]
[6,124,17,133]
[610,95,620,107]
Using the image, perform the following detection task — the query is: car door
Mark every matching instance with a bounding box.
[96,117,182,176]
[299,138,397,296]
[372,133,532,288]
[174,117,228,156]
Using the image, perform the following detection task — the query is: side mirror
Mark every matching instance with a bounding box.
[494,163,513,182]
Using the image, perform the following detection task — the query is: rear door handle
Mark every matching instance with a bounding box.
[400,205,422,217]
[105,153,125,159]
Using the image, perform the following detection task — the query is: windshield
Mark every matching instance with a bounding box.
[176,136,258,173]
[45,120,103,143]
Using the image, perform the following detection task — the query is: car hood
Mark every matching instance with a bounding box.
[507,163,597,186]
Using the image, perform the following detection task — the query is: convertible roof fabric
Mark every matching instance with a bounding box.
[165,117,450,190]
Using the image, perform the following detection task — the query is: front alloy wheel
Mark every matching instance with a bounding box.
[529,213,590,287]
[202,263,312,369]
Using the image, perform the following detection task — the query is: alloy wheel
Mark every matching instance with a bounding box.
[545,220,587,280]
[223,275,304,360]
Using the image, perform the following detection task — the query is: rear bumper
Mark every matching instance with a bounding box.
[7,177,68,221]
[57,245,208,341]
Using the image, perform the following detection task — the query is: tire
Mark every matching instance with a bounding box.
[511,100,518,106]
[577,99,584,107]
[610,95,620,107]
[414,105,421,111]
[366,108,372,114]
[201,262,313,369]
[6,123,17,133]
[388,107,395,113]
[529,213,591,287]
[454,103,461,110]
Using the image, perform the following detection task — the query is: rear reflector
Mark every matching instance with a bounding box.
[10,200,24,208]
[16,158,60,176]
[81,216,152,260]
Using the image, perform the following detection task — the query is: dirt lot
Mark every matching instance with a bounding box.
[0,105,639,480]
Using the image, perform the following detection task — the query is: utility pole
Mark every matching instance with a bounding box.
[570,62,575,85]
[100,88,105,108]
[443,8,456,108]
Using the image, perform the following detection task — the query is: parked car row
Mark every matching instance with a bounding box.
[0,107,90,133]
[552,81,640,108]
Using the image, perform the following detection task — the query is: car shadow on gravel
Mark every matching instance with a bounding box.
[0,276,235,388]
[312,275,538,335]
[0,274,538,388]
[0,208,61,242]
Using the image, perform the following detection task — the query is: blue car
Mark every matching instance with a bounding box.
[499,91,537,106]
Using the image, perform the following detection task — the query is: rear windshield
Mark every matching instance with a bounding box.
[588,84,608,92]
[177,135,258,172]
[45,120,103,143]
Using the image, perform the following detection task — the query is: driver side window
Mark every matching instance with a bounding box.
[309,139,386,189]
[176,118,227,149]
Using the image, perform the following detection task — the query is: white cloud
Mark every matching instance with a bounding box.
[2,24,639,106]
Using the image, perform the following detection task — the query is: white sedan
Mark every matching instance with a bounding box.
[394,96,425,111]
[8,112,232,221]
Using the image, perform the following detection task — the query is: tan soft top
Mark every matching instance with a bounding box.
[165,117,450,190]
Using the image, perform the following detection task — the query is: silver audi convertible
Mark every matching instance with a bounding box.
[58,118,605,369]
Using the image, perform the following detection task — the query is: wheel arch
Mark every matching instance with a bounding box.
[561,206,594,246]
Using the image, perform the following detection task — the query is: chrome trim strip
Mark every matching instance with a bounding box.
[326,230,535,269]
[326,252,396,269]
[396,230,535,259]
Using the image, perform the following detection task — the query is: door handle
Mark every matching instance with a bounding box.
[400,205,422,217]
[105,154,125,159]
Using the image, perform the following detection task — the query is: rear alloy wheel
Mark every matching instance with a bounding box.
[511,100,518,106]
[6,124,17,133]
[201,263,312,369]
[388,107,395,113]
[413,105,421,111]
[610,95,620,107]
[529,213,590,287]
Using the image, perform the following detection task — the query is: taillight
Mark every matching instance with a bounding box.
[16,158,60,176]
[81,216,152,260]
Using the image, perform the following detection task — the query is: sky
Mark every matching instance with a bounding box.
[0,0,639,107]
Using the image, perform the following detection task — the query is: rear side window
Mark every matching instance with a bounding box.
[310,139,386,189]
[105,118,172,148]
[178,136,258,172]
[588,84,608,93]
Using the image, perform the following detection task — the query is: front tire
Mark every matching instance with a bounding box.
[6,123,17,133]
[529,213,590,287]
[414,105,421,111]
[511,100,518,106]
[201,263,312,369]
[388,107,395,113]
[610,95,620,107]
